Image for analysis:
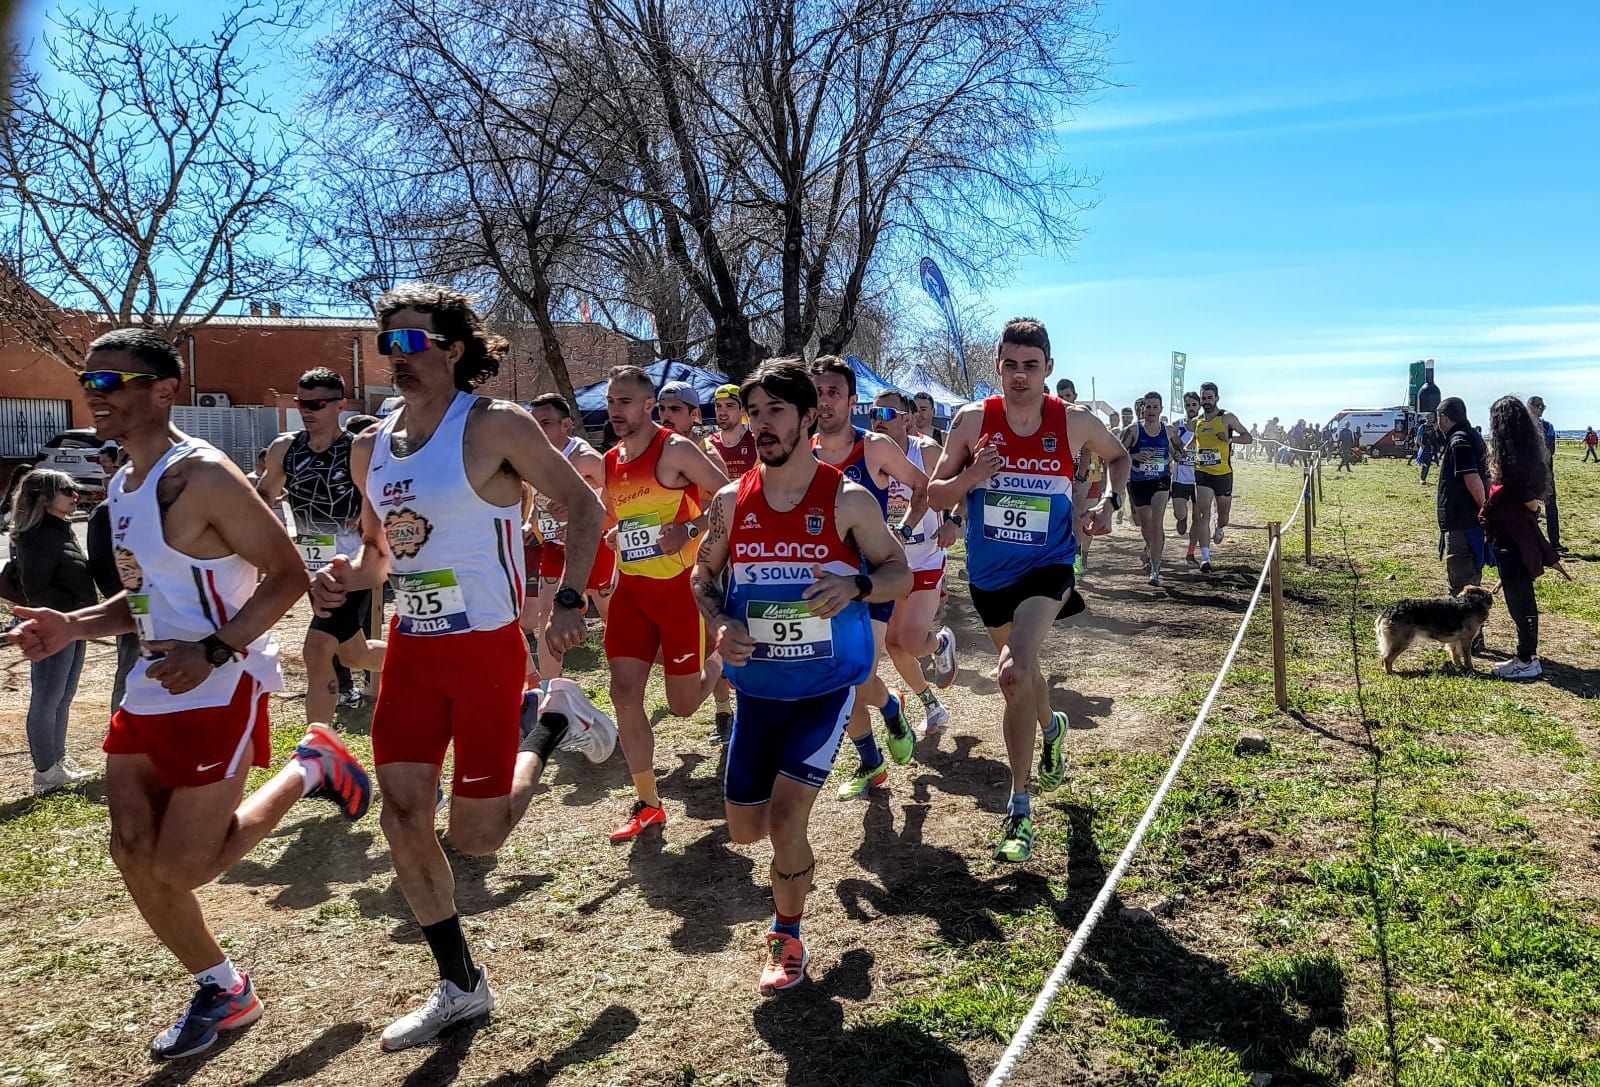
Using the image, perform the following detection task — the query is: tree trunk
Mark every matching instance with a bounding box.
[714,313,765,382]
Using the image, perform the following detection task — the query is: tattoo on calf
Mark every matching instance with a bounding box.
[775,861,815,882]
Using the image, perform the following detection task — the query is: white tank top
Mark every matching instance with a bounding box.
[108,439,283,712]
[531,436,594,545]
[368,392,525,635]
[887,438,945,573]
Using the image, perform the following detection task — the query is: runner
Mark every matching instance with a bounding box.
[928,317,1129,862]
[1190,381,1254,573]
[870,390,959,736]
[707,382,760,478]
[657,380,738,742]
[911,391,945,447]
[309,285,614,1050]
[256,367,387,725]
[690,359,910,992]
[525,392,615,679]
[602,366,729,842]
[1170,391,1200,549]
[6,328,372,1060]
[1125,392,1181,586]
[809,356,927,797]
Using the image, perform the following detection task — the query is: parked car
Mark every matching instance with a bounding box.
[33,429,109,504]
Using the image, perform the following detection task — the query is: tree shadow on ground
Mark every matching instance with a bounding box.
[353,848,552,942]
[479,1004,641,1086]
[572,825,767,954]
[753,949,973,1087]
[221,820,388,909]
[1158,583,1253,613]
[838,801,1065,947]
[137,1021,365,1087]
[1054,803,1352,1085]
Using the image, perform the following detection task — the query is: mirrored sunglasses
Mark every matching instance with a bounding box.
[868,406,902,422]
[296,397,341,411]
[377,328,449,356]
[78,369,161,393]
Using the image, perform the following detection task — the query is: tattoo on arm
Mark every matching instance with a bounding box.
[774,861,815,882]
[691,565,725,624]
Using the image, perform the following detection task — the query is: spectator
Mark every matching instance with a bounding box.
[1526,396,1563,553]
[911,392,944,446]
[1337,422,1355,472]
[1055,378,1076,402]
[1584,426,1598,462]
[8,469,97,793]
[0,463,33,531]
[1481,395,1561,680]
[1435,397,1489,599]
[85,444,139,711]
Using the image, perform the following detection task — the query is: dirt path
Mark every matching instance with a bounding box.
[0,478,1301,1086]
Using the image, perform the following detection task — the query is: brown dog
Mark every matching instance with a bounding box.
[1375,585,1494,673]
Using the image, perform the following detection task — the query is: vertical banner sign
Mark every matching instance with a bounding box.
[1169,351,1187,411]
[918,257,968,385]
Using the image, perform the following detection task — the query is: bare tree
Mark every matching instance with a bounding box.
[0,2,309,368]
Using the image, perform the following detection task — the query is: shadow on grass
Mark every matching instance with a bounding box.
[222,821,389,909]
[353,849,553,941]
[479,1003,641,1086]
[1540,658,1600,699]
[753,949,974,1087]
[137,1020,365,1087]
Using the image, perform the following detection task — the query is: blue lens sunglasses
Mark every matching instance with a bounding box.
[377,328,450,356]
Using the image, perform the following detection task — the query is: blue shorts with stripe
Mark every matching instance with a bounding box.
[724,687,856,806]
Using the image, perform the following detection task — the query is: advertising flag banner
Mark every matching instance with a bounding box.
[1170,351,1187,410]
[919,257,968,383]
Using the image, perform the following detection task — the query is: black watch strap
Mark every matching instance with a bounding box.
[553,586,585,610]
[853,574,873,601]
[200,633,237,666]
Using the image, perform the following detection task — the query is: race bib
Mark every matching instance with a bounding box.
[128,593,156,641]
[1134,448,1169,474]
[1198,448,1223,468]
[391,569,469,635]
[537,509,563,544]
[295,533,337,571]
[617,513,665,564]
[746,600,833,661]
[983,491,1051,545]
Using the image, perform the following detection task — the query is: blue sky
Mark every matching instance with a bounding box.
[983,1,1600,431]
[17,2,1600,429]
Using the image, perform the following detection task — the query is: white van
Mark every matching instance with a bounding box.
[1327,407,1416,458]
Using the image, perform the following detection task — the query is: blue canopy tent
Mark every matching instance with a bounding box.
[572,359,729,430]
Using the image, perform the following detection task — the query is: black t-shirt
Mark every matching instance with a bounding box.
[1436,424,1487,532]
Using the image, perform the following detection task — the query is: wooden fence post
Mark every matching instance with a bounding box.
[1270,521,1288,710]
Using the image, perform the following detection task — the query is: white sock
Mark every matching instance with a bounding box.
[1201,545,1211,562]
[291,754,324,796]
[714,693,732,712]
[196,957,243,993]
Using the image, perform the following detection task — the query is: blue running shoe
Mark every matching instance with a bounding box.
[150,976,262,1060]
[294,724,372,821]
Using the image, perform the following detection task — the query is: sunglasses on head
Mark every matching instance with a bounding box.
[296,397,341,411]
[377,328,449,356]
[868,406,902,422]
[78,369,161,393]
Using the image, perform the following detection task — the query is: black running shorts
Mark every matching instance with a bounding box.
[969,564,1084,630]
[1129,478,1170,508]
[308,587,371,643]
[1170,481,1195,502]
[1197,471,1234,498]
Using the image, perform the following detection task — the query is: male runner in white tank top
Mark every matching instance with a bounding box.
[8,328,372,1061]
[310,285,610,1050]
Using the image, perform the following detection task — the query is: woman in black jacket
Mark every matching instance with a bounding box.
[9,469,98,793]
[1481,396,1555,681]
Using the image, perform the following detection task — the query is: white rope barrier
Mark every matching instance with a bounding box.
[985,466,1314,1087]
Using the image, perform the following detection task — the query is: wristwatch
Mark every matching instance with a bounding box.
[944,512,964,526]
[684,521,701,540]
[1107,492,1123,511]
[553,586,585,611]
[896,523,915,541]
[853,574,873,601]
[200,633,238,667]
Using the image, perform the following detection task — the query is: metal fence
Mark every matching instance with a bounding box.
[0,397,73,458]
[171,405,283,470]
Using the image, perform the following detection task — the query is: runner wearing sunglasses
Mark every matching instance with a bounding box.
[309,286,610,1050]
[255,367,386,726]
[870,391,959,737]
[8,328,372,1061]
[809,357,926,799]
[928,318,1129,863]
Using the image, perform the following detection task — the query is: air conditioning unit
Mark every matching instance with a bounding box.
[196,392,232,408]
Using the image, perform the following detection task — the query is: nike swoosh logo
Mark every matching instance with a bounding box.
[196,761,223,772]
[672,653,694,664]
[461,774,490,783]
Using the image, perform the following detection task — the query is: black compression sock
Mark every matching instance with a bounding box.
[420,914,478,992]
[519,712,568,761]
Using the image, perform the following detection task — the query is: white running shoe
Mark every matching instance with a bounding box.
[380,968,495,1052]
[32,763,74,796]
[1213,525,1225,544]
[546,677,619,763]
[930,626,958,689]
[1148,571,1161,586]
[59,756,92,781]
[920,702,951,737]
[1491,656,1542,681]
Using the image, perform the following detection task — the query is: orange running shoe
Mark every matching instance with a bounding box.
[295,725,371,821]
[759,932,809,994]
[609,800,667,842]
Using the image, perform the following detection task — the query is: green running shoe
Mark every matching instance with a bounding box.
[881,690,914,765]
[1037,712,1067,792]
[1073,553,1086,578]
[837,760,888,800]
[995,813,1035,863]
